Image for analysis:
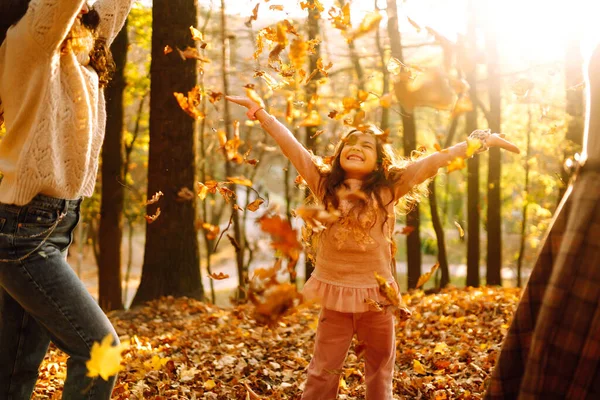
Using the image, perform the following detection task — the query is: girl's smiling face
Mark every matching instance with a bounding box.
[339,132,378,179]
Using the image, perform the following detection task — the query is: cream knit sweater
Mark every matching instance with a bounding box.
[0,0,133,206]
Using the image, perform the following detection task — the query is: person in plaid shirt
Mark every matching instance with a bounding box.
[485,40,600,399]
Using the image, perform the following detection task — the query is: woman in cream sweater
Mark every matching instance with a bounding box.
[0,0,133,398]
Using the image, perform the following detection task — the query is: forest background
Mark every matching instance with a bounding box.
[1,0,595,312]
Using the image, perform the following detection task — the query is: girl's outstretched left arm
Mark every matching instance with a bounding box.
[393,131,520,200]
[93,0,135,46]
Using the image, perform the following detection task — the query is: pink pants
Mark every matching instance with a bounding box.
[301,308,395,400]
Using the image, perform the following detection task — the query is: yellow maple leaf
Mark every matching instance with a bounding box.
[446,157,466,172]
[86,334,128,381]
[413,359,427,375]
[465,137,482,158]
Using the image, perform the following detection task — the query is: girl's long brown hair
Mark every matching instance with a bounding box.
[302,125,429,259]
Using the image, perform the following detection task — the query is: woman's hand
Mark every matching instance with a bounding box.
[225,95,262,109]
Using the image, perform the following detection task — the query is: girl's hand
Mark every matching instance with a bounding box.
[487,133,520,154]
[469,129,520,154]
[225,95,261,110]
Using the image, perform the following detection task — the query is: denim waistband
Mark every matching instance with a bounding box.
[26,194,82,213]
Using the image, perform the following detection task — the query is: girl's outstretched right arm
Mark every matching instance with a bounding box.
[226,96,322,196]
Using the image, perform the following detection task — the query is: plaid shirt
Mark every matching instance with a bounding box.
[485,171,600,399]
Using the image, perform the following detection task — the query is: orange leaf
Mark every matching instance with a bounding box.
[163,45,173,55]
[209,272,229,280]
[145,191,164,205]
[416,262,440,289]
[227,176,253,187]
[245,3,260,28]
[446,157,466,172]
[269,5,284,11]
[247,199,264,212]
[145,208,161,224]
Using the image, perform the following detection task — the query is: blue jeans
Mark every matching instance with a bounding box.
[0,194,119,399]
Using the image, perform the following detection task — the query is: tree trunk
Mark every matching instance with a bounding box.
[98,22,127,311]
[132,0,202,306]
[219,0,245,300]
[465,0,480,287]
[386,0,421,289]
[374,0,389,129]
[516,104,533,288]
[485,17,502,286]
[304,1,321,283]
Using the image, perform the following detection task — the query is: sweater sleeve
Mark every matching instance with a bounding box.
[93,0,135,46]
[25,0,87,52]
[260,115,322,196]
[393,142,468,200]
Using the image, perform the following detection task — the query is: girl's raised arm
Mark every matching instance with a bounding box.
[226,96,322,196]
[24,0,87,52]
[393,131,520,200]
[93,0,135,46]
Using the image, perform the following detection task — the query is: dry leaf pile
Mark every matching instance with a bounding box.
[34,286,520,399]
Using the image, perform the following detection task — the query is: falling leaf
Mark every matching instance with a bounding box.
[451,95,473,117]
[247,199,264,212]
[189,26,207,49]
[454,221,465,239]
[163,45,173,55]
[245,3,260,27]
[208,90,223,104]
[400,226,415,235]
[416,262,440,289]
[465,137,483,158]
[394,68,455,112]
[209,272,229,280]
[413,359,427,375]
[227,176,253,187]
[146,191,164,205]
[259,214,302,263]
[387,57,408,76]
[300,0,324,12]
[295,205,341,225]
[446,157,466,172]
[328,3,351,31]
[346,11,382,42]
[145,208,161,224]
[407,16,422,32]
[177,187,195,201]
[244,85,265,108]
[511,78,534,97]
[379,93,393,108]
[174,87,205,120]
[310,129,325,139]
[86,334,128,381]
[200,222,220,240]
[269,5,284,11]
[177,46,210,63]
[299,110,322,127]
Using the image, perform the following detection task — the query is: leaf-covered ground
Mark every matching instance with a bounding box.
[34,286,520,399]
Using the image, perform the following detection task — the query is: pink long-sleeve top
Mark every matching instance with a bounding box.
[260,115,400,313]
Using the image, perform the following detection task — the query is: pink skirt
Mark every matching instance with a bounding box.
[302,276,400,313]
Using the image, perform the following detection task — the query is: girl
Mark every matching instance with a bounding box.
[226,95,519,399]
[0,0,133,398]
